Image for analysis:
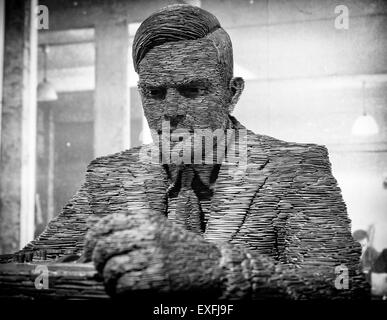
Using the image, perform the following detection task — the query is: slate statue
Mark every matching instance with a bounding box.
[18,4,368,299]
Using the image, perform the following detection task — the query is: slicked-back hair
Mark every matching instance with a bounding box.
[133,4,233,82]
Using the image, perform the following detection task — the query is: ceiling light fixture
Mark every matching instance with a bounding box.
[351,81,379,136]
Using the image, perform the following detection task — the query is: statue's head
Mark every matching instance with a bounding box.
[133,4,244,137]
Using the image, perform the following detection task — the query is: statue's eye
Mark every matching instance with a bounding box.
[178,86,205,98]
[145,87,166,100]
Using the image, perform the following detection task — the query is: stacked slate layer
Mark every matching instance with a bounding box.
[0,262,108,299]
[1,116,369,299]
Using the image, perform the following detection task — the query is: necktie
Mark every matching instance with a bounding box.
[167,165,204,234]
[175,165,205,234]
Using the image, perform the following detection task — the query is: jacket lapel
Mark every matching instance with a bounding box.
[204,129,270,244]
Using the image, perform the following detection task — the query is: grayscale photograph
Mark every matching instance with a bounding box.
[0,0,386,313]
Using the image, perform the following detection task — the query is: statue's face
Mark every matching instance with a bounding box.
[137,38,231,136]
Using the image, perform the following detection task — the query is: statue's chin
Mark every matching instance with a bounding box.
[152,133,226,165]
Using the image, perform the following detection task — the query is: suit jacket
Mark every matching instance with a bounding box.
[22,116,368,298]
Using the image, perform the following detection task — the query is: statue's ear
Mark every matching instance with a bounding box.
[228,77,245,113]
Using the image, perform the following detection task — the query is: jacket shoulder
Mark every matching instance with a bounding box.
[252,132,328,155]
[249,132,329,162]
[246,132,332,175]
[86,145,144,171]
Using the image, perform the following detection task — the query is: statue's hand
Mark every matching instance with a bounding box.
[84,209,224,298]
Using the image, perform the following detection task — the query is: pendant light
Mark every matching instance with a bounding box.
[37,45,58,102]
[351,81,379,136]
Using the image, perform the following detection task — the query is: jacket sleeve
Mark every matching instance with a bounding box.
[19,180,93,261]
[216,145,369,299]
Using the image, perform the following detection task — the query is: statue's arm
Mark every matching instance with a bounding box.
[214,145,369,299]
[212,236,368,300]
[85,201,368,299]
[18,181,93,261]
[218,145,369,299]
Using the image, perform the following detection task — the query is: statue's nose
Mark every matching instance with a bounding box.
[164,89,186,127]
[164,89,182,114]
[164,114,185,129]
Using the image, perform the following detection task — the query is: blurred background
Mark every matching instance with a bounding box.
[0,0,386,260]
